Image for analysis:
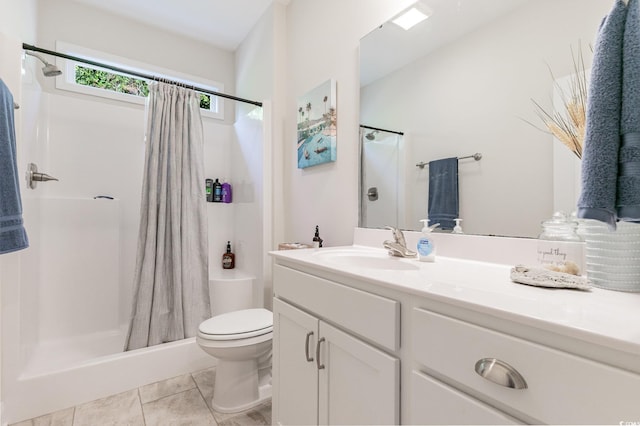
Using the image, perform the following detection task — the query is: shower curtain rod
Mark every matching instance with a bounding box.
[360,124,404,136]
[22,43,263,107]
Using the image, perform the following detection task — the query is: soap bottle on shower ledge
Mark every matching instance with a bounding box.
[222,241,235,269]
[313,226,323,248]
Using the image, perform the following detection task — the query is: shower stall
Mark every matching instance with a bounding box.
[1,45,269,424]
[359,126,406,230]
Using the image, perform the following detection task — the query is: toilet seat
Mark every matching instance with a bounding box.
[198,308,273,341]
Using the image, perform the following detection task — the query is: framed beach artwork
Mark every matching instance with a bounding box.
[297,79,337,169]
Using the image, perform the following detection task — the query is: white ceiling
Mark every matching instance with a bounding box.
[72,0,278,50]
[360,0,530,86]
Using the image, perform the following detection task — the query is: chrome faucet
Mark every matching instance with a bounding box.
[383,226,417,258]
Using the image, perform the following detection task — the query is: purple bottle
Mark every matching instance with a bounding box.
[221,180,232,203]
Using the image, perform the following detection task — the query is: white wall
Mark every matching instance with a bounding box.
[235,2,288,308]
[36,0,236,124]
[0,0,37,44]
[284,0,414,246]
[360,0,608,237]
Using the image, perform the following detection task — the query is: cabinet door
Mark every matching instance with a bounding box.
[318,321,399,425]
[273,299,319,425]
[411,371,521,425]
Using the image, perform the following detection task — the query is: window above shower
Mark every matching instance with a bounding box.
[54,41,224,120]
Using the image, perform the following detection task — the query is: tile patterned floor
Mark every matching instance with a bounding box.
[11,367,272,426]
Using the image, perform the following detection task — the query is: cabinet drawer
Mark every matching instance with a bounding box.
[410,370,520,425]
[274,264,399,351]
[412,308,640,424]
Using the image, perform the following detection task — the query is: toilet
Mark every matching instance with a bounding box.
[196,272,273,413]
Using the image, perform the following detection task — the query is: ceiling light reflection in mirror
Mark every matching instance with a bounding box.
[391,4,432,31]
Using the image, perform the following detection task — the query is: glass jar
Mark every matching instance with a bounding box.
[537,212,583,273]
[539,212,581,242]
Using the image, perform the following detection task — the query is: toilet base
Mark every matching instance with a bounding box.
[211,358,272,414]
[211,386,271,414]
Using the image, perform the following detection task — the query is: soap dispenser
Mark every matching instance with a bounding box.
[417,219,439,262]
[452,218,464,234]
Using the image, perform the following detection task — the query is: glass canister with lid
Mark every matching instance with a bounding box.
[537,211,583,274]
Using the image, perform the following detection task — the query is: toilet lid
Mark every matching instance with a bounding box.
[199,308,273,338]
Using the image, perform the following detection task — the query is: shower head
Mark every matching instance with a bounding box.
[365,130,378,140]
[25,51,62,77]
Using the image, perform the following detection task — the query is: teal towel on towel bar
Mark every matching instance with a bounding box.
[0,79,28,254]
[428,157,458,230]
[577,0,627,229]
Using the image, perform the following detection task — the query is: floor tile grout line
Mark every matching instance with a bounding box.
[71,405,77,426]
[191,370,218,423]
[141,387,217,426]
[137,387,148,426]
[138,373,198,405]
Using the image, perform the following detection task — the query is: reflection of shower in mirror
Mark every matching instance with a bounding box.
[365,130,378,140]
[359,126,405,230]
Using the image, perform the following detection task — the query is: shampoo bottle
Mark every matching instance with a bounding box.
[222,241,235,269]
[221,179,232,203]
[213,179,222,202]
[205,179,214,202]
[417,219,439,262]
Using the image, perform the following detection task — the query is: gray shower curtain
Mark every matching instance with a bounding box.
[125,82,210,351]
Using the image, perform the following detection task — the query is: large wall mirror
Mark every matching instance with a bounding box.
[359,0,610,237]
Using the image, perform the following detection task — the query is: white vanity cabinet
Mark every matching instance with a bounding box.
[271,243,640,425]
[410,371,520,425]
[272,299,318,425]
[411,307,640,424]
[272,265,400,426]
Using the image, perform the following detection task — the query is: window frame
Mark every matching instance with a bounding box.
[54,41,225,120]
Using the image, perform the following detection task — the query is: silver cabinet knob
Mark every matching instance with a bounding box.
[474,358,528,390]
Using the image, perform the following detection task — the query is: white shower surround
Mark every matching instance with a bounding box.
[1,65,267,423]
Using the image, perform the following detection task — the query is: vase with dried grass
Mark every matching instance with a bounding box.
[530,44,588,159]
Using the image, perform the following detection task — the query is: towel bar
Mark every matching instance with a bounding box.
[416,152,482,169]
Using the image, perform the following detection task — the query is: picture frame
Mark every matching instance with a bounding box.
[297,79,337,169]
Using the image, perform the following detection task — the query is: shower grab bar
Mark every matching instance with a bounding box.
[416,152,482,169]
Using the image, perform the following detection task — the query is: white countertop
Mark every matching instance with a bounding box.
[270,237,640,363]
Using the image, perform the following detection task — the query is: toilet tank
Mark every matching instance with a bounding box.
[208,270,256,316]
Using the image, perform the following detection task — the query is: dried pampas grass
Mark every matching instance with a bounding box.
[530,44,589,159]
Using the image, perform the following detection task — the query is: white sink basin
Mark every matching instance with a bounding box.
[312,248,420,271]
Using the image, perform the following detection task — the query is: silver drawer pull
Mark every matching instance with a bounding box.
[316,337,326,370]
[474,358,527,390]
[305,331,314,362]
